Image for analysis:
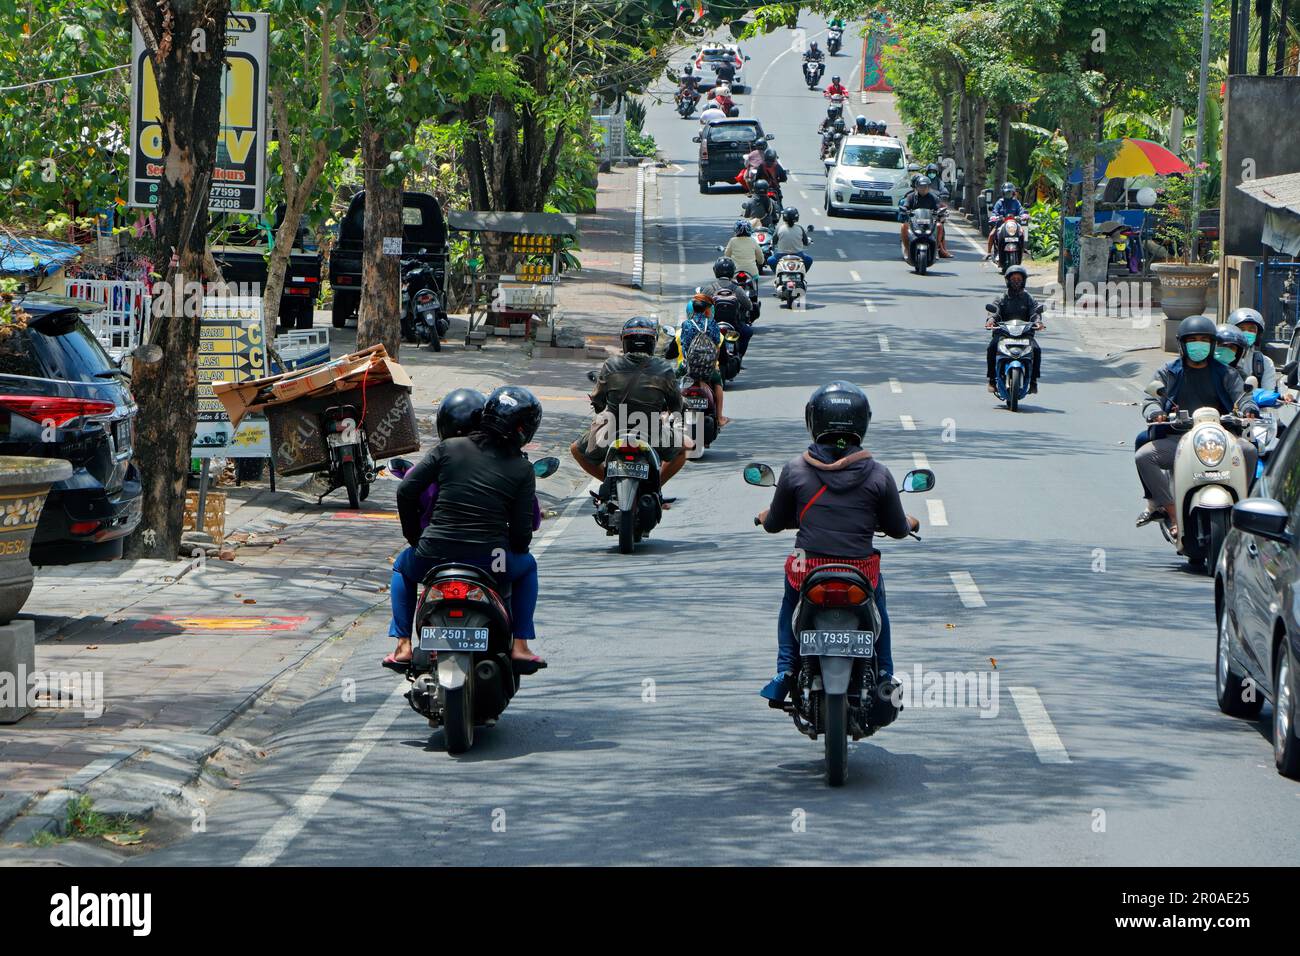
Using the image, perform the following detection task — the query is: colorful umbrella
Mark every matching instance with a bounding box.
[1067,138,1190,184]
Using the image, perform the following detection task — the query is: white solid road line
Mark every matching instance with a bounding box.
[849,269,861,281]
[1010,687,1072,764]
[899,414,916,430]
[926,499,948,527]
[912,452,929,469]
[240,491,587,867]
[878,334,890,352]
[948,570,986,608]
[836,248,847,259]
[822,228,834,237]
[889,378,902,394]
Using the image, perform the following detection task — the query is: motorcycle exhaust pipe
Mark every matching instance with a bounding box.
[475,659,498,683]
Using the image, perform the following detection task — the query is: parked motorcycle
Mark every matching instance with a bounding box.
[400,259,449,351]
[802,59,825,89]
[584,371,668,554]
[1144,382,1253,574]
[827,27,843,55]
[743,462,936,787]
[905,208,944,275]
[986,302,1044,412]
[404,456,560,754]
[321,402,374,509]
[990,213,1030,271]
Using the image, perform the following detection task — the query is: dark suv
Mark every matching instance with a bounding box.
[693,118,772,193]
[0,296,142,563]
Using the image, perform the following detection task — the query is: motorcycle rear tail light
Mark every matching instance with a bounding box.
[807,581,867,606]
[433,580,487,603]
[624,454,637,461]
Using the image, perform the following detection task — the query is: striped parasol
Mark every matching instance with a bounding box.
[1067,138,1191,184]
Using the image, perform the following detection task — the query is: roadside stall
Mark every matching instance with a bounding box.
[447,210,576,346]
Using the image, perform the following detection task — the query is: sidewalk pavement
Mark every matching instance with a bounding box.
[0,161,660,849]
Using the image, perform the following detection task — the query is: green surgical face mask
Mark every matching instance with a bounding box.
[1242,331,1258,346]
[1214,346,1236,365]
[1185,341,1212,363]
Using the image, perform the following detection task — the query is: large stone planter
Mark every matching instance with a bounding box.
[0,456,72,624]
[1152,262,1217,322]
[1078,235,1111,287]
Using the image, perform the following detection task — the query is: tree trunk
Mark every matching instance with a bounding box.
[356,125,403,358]
[994,105,1011,192]
[1081,150,1097,237]
[972,98,988,210]
[125,0,230,560]
[941,90,954,161]
[955,92,969,209]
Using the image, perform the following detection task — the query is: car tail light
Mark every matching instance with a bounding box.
[335,275,352,285]
[69,520,101,536]
[0,396,116,428]
[807,581,868,606]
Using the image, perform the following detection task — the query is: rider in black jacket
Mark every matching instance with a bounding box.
[985,265,1044,393]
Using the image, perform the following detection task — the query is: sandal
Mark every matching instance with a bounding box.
[382,654,411,673]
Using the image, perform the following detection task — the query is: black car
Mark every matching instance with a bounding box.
[693,118,772,193]
[0,295,142,563]
[328,191,448,329]
[212,204,323,331]
[1214,419,1300,778]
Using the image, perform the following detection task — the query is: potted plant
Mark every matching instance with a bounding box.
[1151,164,1218,337]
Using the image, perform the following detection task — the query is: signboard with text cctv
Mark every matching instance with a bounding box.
[129,13,269,213]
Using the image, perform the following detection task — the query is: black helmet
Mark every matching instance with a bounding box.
[753,178,769,193]
[684,64,693,75]
[826,105,837,117]
[1215,324,1248,364]
[482,385,542,449]
[621,316,659,354]
[1002,181,1015,196]
[1176,314,1217,341]
[833,117,845,130]
[1004,264,1028,288]
[855,114,868,128]
[926,162,940,176]
[713,256,737,279]
[763,147,776,162]
[832,75,842,84]
[436,388,486,441]
[782,207,800,224]
[810,40,820,51]
[806,381,872,445]
[914,175,932,189]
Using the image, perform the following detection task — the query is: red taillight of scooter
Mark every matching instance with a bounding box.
[432,580,488,603]
[806,581,867,606]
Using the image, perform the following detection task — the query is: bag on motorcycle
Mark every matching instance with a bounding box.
[683,326,721,379]
[709,287,743,325]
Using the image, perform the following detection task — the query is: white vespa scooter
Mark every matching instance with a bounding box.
[1144,383,1252,574]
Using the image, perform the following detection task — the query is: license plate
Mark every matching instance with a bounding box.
[799,629,874,658]
[419,626,489,652]
[114,419,131,450]
[607,459,650,480]
[684,396,710,410]
[1005,244,1017,251]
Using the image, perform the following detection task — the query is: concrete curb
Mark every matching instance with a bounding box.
[632,162,649,289]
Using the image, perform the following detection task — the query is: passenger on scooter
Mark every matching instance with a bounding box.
[743,179,780,227]
[818,105,841,134]
[1229,307,1285,394]
[571,317,692,489]
[388,386,546,671]
[1135,314,1260,534]
[756,382,919,704]
[699,103,726,125]
[986,182,1024,259]
[665,295,728,426]
[855,114,870,134]
[900,177,952,259]
[768,207,813,272]
[724,219,766,275]
[699,256,754,359]
[676,65,701,104]
[985,265,1044,394]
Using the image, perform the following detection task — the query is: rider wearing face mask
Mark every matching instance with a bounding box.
[756,382,919,705]
[985,265,1044,393]
[1135,314,1260,533]
[1229,307,1282,394]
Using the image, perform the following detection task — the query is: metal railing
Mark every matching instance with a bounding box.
[63,278,152,360]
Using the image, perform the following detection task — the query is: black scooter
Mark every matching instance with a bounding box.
[400,259,449,351]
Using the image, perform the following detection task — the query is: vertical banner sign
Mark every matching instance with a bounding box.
[130,12,269,213]
[194,297,271,458]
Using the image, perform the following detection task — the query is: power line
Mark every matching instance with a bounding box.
[0,62,129,93]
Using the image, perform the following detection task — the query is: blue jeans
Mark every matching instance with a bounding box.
[767,251,812,272]
[390,547,539,640]
[736,321,753,357]
[776,572,892,677]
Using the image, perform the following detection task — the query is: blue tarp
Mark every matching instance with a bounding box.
[0,236,81,277]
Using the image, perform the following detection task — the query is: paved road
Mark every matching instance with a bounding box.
[142,21,1300,866]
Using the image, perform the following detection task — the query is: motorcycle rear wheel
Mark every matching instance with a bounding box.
[822,692,848,787]
[443,682,474,755]
[618,508,635,554]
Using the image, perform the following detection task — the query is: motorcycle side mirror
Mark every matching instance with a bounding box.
[985,303,999,313]
[1033,303,1045,315]
[901,468,936,493]
[907,163,921,172]
[743,462,776,487]
[1144,381,1165,399]
[389,457,414,479]
[586,369,599,383]
[691,135,701,143]
[765,133,775,140]
[806,224,815,232]
[823,158,835,168]
[533,456,560,479]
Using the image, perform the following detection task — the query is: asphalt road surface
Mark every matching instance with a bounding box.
[142,21,1300,866]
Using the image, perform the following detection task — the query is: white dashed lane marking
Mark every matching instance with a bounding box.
[926,499,948,527]
[836,248,847,259]
[889,378,902,394]
[849,269,861,281]
[912,452,929,469]
[1010,687,1072,764]
[948,571,986,608]
[899,414,916,431]
[878,334,890,352]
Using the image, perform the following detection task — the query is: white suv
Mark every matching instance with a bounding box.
[823,135,913,216]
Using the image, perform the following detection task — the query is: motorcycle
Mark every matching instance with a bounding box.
[400,259,449,351]
[827,27,843,55]
[676,89,699,119]
[584,371,669,554]
[802,59,825,89]
[678,372,719,453]
[991,213,1030,271]
[905,207,945,275]
[404,456,560,754]
[820,128,845,162]
[717,320,742,383]
[743,462,936,787]
[752,225,774,263]
[734,267,761,319]
[985,302,1044,412]
[1144,382,1253,574]
[320,402,375,509]
[744,194,781,230]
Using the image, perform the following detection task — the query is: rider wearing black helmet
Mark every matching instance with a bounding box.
[743,178,779,226]
[985,265,1044,393]
[986,181,1024,259]
[1135,315,1260,532]
[699,256,755,358]
[1215,324,1249,370]
[818,103,841,134]
[855,114,869,134]
[900,175,951,259]
[390,385,547,671]
[756,382,919,704]
[769,207,813,273]
[572,317,690,488]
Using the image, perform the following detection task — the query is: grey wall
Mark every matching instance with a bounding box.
[1221,76,1300,259]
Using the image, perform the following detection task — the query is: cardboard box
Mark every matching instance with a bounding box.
[266,381,420,477]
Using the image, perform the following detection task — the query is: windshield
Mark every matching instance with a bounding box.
[841,145,903,169]
[710,125,761,144]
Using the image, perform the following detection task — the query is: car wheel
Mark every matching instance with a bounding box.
[1217,603,1264,718]
[1274,638,1300,778]
[698,175,709,194]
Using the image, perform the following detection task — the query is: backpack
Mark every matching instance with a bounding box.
[709,285,742,325]
[681,317,719,378]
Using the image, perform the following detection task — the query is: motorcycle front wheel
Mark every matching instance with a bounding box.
[914,248,929,276]
[1007,368,1022,412]
[822,692,849,787]
[1204,509,1229,576]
